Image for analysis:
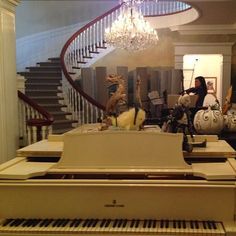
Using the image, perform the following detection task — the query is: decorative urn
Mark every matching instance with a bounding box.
[224,112,236,132]
[193,107,224,134]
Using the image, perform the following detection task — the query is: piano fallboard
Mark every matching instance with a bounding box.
[0,179,234,222]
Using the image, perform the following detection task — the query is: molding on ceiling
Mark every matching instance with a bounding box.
[170,24,236,35]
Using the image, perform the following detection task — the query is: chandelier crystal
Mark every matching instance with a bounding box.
[122,0,145,5]
[105,5,158,51]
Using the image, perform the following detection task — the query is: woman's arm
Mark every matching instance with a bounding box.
[185,87,197,94]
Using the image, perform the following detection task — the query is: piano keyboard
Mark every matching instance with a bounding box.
[0,218,225,235]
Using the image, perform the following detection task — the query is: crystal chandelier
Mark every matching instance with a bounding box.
[105,3,158,51]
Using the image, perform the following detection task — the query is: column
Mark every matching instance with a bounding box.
[0,0,20,163]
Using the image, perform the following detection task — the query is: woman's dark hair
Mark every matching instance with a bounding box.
[195,76,207,95]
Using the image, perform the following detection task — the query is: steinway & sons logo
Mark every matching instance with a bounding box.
[104,199,124,208]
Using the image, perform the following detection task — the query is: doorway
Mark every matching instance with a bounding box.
[183,54,223,104]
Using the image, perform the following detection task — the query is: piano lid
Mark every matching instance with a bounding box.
[56,124,191,172]
[0,124,235,180]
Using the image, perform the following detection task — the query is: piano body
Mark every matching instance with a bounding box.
[0,124,236,235]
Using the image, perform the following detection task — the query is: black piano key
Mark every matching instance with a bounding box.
[202,221,207,229]
[190,220,194,229]
[22,219,31,227]
[117,219,123,228]
[2,219,14,227]
[32,219,42,227]
[194,221,199,229]
[52,219,62,227]
[177,220,181,229]
[45,219,53,227]
[206,221,213,229]
[143,219,147,228]
[99,219,106,227]
[27,219,38,227]
[130,219,135,228]
[164,220,169,228]
[160,219,164,228]
[39,219,49,227]
[82,219,89,227]
[88,219,95,228]
[182,220,186,229]
[211,221,217,230]
[61,219,70,227]
[11,219,24,227]
[104,219,111,227]
[135,219,140,228]
[74,219,82,227]
[122,219,127,228]
[173,220,176,228]
[148,220,152,228]
[112,219,118,228]
[91,219,99,227]
[69,219,78,227]
[9,219,18,227]
[152,220,156,228]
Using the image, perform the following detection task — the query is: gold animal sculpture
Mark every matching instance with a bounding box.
[101,74,146,131]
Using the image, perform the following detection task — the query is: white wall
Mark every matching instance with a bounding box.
[16,22,88,71]
[16,0,118,38]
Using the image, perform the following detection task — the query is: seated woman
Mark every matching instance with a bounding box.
[185,76,208,108]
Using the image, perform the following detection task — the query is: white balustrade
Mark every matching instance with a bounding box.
[61,74,104,126]
[18,99,52,146]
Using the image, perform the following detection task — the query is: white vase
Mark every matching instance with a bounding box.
[224,112,236,132]
[193,107,224,134]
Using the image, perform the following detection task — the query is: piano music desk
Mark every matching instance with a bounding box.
[17,132,236,160]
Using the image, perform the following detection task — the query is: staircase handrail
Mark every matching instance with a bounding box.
[18,90,54,125]
[60,4,124,111]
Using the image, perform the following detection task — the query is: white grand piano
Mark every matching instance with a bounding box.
[0,124,236,235]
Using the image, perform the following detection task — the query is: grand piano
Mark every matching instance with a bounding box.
[0,124,236,235]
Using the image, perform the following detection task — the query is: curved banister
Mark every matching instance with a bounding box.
[18,90,54,125]
[60,4,124,111]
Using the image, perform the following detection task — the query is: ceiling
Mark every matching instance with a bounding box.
[186,0,236,25]
[16,0,236,38]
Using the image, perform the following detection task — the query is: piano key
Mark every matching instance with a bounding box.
[95,219,111,232]
[84,219,99,233]
[80,219,96,232]
[2,219,14,227]
[0,218,226,235]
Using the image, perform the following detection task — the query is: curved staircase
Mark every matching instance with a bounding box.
[18,57,77,134]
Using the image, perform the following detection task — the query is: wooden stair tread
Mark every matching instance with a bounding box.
[50,111,72,115]
[25,82,61,86]
[40,104,67,107]
[53,119,77,124]
[48,57,60,61]
[24,76,61,79]
[37,62,61,65]
[19,71,61,74]
[26,66,61,69]
[31,96,63,100]
[26,89,62,92]
[52,127,75,134]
